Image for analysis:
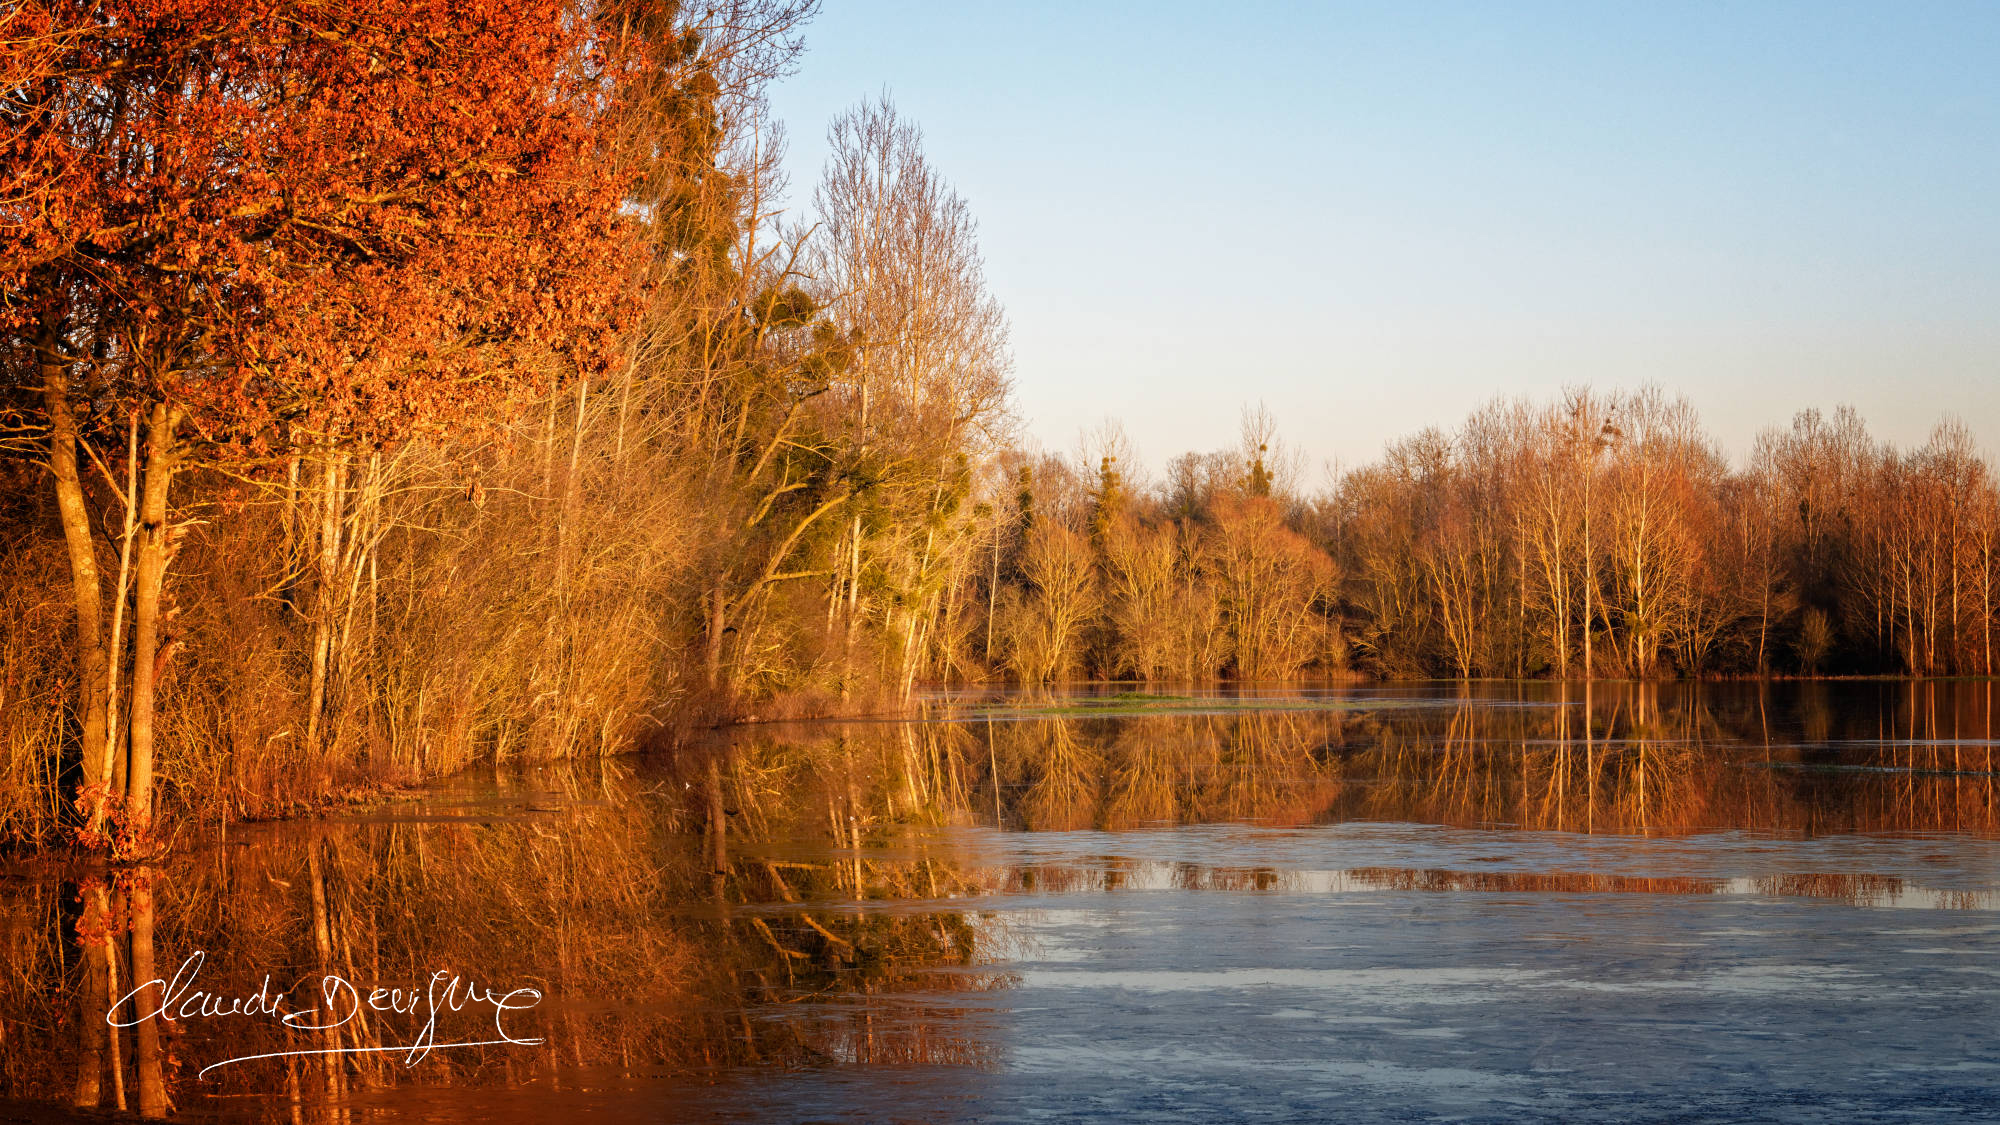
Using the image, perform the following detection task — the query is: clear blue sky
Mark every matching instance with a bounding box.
[764,1,2000,480]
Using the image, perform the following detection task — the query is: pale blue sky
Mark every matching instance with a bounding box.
[765,2,2000,479]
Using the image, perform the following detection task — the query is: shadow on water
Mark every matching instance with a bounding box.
[1,680,1997,1121]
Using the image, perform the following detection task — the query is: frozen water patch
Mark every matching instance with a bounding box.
[1019,966,1547,995]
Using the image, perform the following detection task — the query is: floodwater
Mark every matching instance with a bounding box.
[4,681,1999,1122]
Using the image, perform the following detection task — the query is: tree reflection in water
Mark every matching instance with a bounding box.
[0,752,1012,1121]
[0,681,1995,1120]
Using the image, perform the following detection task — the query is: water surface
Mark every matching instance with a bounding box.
[5,681,1998,1121]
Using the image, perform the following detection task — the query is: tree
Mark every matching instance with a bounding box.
[4,0,652,844]
[1206,493,1334,680]
[1598,390,1718,678]
[807,94,1011,696]
[1006,521,1098,686]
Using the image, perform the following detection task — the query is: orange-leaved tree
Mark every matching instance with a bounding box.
[2,0,657,846]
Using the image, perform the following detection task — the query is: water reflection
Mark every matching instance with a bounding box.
[0,766,1008,1120]
[943,679,2000,837]
[0,680,1996,1121]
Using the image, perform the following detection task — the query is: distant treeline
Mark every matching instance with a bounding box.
[1005,391,1999,687]
[4,2,1998,849]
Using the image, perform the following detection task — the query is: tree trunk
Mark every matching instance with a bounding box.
[282,453,303,613]
[130,872,167,1117]
[124,402,180,836]
[842,514,864,700]
[105,883,127,1112]
[306,450,343,749]
[704,583,728,697]
[98,412,141,836]
[706,755,728,901]
[307,846,346,1106]
[1581,470,1594,680]
[986,529,1000,667]
[72,884,109,1107]
[40,350,111,822]
[1756,523,1771,674]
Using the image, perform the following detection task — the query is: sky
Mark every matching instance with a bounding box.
[763,1,2000,483]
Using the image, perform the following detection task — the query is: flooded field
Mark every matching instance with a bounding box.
[4,681,1998,1122]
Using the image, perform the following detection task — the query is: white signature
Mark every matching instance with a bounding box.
[107,950,544,1080]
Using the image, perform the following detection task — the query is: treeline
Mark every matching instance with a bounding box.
[965,391,2000,686]
[1334,392,2000,680]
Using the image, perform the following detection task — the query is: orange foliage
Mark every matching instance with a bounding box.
[5,0,650,447]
